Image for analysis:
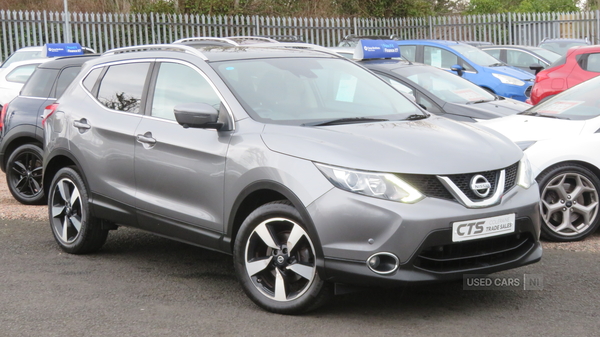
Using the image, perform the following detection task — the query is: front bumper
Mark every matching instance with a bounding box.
[308,182,541,286]
[494,82,533,102]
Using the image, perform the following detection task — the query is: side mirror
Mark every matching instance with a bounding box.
[529,64,544,75]
[174,103,222,129]
[451,64,464,77]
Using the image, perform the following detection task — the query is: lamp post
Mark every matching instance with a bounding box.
[63,0,72,43]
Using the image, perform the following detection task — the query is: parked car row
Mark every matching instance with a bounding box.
[0,37,598,314]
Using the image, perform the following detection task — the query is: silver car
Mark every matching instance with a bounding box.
[42,43,542,314]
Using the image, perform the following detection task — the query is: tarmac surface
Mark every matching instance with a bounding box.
[1,217,600,337]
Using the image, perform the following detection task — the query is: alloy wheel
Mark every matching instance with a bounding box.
[541,172,599,237]
[50,178,84,244]
[244,217,316,302]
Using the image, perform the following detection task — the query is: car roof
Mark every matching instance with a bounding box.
[1,58,50,71]
[396,40,467,46]
[37,54,100,69]
[199,46,337,62]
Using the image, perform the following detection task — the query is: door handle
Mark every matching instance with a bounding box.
[73,119,91,131]
[136,132,156,146]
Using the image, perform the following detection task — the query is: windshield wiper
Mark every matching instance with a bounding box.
[404,114,429,120]
[466,99,489,104]
[518,111,570,119]
[489,62,507,67]
[303,117,389,127]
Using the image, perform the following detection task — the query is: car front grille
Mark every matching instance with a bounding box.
[397,161,519,203]
[414,231,535,273]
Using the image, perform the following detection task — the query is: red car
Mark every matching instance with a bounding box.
[528,45,600,104]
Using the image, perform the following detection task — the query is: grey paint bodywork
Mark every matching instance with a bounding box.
[43,46,542,287]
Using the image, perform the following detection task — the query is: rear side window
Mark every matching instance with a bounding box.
[97,62,150,113]
[399,46,417,62]
[54,66,82,97]
[577,53,600,73]
[82,67,103,92]
[5,64,39,83]
[20,68,58,97]
[484,49,501,59]
[424,46,458,69]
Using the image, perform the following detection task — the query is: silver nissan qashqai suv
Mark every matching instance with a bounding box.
[42,43,542,314]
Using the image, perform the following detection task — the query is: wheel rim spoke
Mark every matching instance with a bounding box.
[61,217,69,242]
[273,268,287,301]
[11,161,27,175]
[57,180,70,203]
[245,257,273,277]
[52,205,66,218]
[287,263,314,281]
[572,202,598,226]
[287,224,306,253]
[70,215,82,232]
[254,222,279,249]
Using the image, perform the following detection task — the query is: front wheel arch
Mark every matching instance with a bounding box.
[225,181,324,263]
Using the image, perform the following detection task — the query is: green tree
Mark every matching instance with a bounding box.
[515,0,580,12]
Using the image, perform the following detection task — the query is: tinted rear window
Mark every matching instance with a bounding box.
[20,68,59,97]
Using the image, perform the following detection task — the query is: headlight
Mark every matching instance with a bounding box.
[492,73,525,86]
[315,163,424,203]
[516,153,534,189]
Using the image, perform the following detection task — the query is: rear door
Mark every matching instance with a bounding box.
[133,60,231,245]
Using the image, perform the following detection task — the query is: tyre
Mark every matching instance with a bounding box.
[233,201,332,314]
[538,164,600,241]
[6,144,45,205]
[48,167,108,254]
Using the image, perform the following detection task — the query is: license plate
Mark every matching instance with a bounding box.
[452,213,515,242]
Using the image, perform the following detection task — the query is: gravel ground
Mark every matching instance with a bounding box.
[1,170,599,251]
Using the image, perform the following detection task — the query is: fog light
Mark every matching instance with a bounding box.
[366,252,399,275]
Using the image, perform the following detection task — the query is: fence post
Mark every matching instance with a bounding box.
[507,12,512,45]
[428,16,433,39]
[597,10,599,44]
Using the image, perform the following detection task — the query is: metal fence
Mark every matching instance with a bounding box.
[1,9,599,60]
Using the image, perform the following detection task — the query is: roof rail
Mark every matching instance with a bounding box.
[172,37,239,46]
[225,36,279,44]
[103,44,208,60]
[245,42,342,58]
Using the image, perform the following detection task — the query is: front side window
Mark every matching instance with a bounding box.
[507,50,541,67]
[151,62,221,121]
[97,62,150,113]
[212,57,422,125]
[424,46,458,69]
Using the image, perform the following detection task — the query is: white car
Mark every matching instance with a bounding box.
[0,58,49,105]
[480,76,600,241]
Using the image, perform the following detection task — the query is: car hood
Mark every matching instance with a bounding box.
[479,114,586,142]
[445,98,530,120]
[484,65,535,80]
[261,116,521,175]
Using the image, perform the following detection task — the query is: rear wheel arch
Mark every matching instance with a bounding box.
[43,152,87,198]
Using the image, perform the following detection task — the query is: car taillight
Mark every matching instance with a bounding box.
[42,103,59,128]
[0,103,8,134]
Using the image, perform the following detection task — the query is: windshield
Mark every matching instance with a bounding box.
[524,76,600,120]
[212,57,423,125]
[449,44,502,67]
[394,65,495,104]
[540,41,589,56]
[530,48,561,63]
[1,50,44,68]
